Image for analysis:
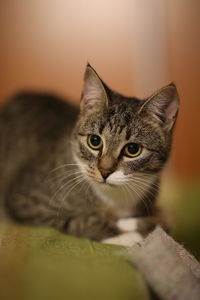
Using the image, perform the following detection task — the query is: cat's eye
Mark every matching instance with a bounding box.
[124,143,142,158]
[87,134,103,150]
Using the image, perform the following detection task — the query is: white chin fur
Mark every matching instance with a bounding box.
[106,170,127,185]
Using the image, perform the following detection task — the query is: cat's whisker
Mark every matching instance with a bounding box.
[46,170,83,193]
[53,170,83,184]
[126,182,151,216]
[127,181,157,197]
[48,167,80,178]
[128,177,159,192]
[54,176,86,214]
[134,175,160,187]
[127,180,150,208]
[130,173,159,183]
[138,172,159,179]
[49,174,84,208]
[119,184,129,207]
[135,178,160,189]
[80,179,93,208]
[130,179,157,196]
[45,166,82,184]
[121,184,136,208]
[124,184,140,212]
[126,182,143,202]
[49,163,81,173]
[56,176,86,218]
[128,179,159,200]
[127,179,156,216]
[85,179,93,204]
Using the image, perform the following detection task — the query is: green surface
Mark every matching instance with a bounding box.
[0,180,199,300]
[0,222,149,300]
[172,182,200,260]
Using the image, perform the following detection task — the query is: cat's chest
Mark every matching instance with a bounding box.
[92,184,141,218]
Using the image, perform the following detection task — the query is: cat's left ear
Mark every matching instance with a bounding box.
[80,64,108,114]
[139,83,180,132]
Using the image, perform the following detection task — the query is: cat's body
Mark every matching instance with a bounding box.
[0,65,179,245]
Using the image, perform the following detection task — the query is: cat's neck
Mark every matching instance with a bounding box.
[91,182,141,218]
[91,175,159,218]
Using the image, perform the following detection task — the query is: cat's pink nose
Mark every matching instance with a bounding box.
[99,168,112,180]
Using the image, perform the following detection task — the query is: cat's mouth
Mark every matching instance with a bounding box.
[74,156,127,186]
[87,170,127,187]
[98,180,116,187]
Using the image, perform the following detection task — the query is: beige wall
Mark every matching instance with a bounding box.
[0,0,136,102]
[0,0,199,178]
[167,0,200,177]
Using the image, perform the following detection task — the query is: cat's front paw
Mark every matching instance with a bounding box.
[102,231,143,247]
[117,218,138,232]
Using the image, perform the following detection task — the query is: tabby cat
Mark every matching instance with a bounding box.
[0,64,179,246]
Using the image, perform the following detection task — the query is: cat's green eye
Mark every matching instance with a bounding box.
[124,143,142,158]
[87,134,103,150]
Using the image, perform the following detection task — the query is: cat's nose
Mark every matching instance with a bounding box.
[99,155,116,181]
[99,168,112,180]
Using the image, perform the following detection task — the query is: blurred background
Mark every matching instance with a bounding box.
[0,0,200,257]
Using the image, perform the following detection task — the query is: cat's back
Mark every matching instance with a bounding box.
[0,92,79,189]
[0,92,78,134]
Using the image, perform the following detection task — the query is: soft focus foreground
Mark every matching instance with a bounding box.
[0,222,150,300]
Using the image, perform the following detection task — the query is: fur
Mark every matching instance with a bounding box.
[0,64,179,244]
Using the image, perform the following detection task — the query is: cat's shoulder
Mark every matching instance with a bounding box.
[0,91,79,119]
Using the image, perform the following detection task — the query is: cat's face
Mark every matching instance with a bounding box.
[72,65,179,192]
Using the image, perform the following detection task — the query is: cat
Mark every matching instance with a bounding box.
[0,64,179,246]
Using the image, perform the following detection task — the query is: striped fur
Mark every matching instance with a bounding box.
[0,65,179,241]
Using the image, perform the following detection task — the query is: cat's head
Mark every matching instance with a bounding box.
[72,64,179,192]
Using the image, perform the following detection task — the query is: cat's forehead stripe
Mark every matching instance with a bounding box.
[126,129,131,140]
[99,122,106,134]
[98,104,134,135]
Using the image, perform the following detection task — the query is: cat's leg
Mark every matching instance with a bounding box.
[5,186,65,230]
[4,165,168,243]
[102,211,169,247]
[62,210,120,241]
[6,183,120,238]
[102,218,143,247]
[63,208,165,243]
[4,165,67,230]
[102,231,143,246]
[4,165,121,239]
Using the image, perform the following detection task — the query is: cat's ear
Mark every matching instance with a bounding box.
[80,64,108,114]
[138,83,180,132]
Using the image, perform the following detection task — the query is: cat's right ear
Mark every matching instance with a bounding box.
[80,64,108,114]
[138,83,180,132]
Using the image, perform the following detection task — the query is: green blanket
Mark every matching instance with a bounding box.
[0,181,200,300]
[0,221,149,300]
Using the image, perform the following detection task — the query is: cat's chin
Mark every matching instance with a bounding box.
[94,180,123,189]
[87,175,124,187]
[87,177,110,187]
[97,181,116,187]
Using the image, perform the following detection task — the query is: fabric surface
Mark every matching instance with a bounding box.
[0,220,149,300]
[127,227,200,300]
[1,220,200,300]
